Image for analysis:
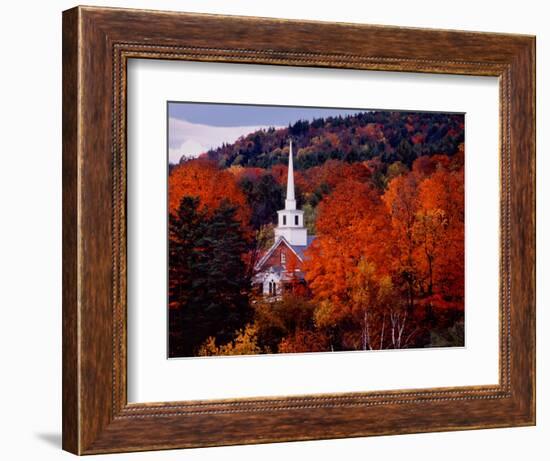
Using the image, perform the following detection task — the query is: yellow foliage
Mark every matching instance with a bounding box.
[197,324,261,356]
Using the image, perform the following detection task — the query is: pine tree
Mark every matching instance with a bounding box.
[168,197,251,357]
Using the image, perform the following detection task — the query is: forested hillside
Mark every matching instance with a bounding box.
[195,111,464,170]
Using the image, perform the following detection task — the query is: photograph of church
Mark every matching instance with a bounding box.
[167,102,466,358]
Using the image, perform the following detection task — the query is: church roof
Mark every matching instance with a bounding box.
[254,235,316,272]
[288,235,316,260]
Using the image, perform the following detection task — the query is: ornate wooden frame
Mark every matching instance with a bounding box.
[62,5,536,455]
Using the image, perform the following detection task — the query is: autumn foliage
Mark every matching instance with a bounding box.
[302,154,464,350]
[168,111,465,357]
[169,159,250,227]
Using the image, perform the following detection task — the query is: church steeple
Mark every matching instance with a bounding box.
[274,140,308,246]
[285,140,296,210]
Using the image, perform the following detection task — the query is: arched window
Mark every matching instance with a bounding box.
[295,215,299,225]
[283,215,287,225]
[281,251,286,265]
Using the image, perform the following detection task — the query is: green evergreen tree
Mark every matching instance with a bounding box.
[240,174,284,229]
[396,138,416,167]
[168,197,251,357]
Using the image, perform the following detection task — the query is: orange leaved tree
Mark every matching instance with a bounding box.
[169,158,251,228]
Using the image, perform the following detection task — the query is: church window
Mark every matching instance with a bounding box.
[281,252,286,265]
[268,281,277,296]
[283,215,286,225]
[295,215,299,225]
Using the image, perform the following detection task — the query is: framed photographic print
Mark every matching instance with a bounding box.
[62,6,535,455]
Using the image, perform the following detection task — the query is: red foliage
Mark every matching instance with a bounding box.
[169,159,251,228]
[300,160,371,194]
[278,329,329,353]
[304,153,465,341]
[304,181,390,307]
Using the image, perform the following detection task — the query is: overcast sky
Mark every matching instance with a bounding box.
[168,102,363,164]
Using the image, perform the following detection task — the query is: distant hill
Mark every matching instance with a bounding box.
[199,111,464,170]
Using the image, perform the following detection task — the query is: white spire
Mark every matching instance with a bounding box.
[274,139,308,246]
[285,140,296,210]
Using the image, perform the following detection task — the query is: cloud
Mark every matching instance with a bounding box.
[168,117,281,164]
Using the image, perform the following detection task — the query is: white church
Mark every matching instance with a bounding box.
[253,140,315,298]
